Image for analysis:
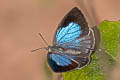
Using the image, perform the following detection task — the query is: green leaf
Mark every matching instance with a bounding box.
[99,21,120,60]
[63,54,106,80]
[63,21,120,80]
[44,61,53,80]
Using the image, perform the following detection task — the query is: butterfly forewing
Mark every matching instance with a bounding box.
[53,7,95,56]
[53,7,89,45]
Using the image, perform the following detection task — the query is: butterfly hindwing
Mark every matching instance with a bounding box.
[47,53,91,72]
[72,55,90,68]
[47,53,79,72]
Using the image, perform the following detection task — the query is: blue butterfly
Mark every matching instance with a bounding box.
[46,7,96,72]
[32,7,97,72]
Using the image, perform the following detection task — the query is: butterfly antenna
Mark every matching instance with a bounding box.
[31,47,46,52]
[31,33,48,52]
[38,33,49,46]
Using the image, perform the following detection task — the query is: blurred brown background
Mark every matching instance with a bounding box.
[0,0,120,80]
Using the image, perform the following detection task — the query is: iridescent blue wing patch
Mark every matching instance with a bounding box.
[56,22,82,45]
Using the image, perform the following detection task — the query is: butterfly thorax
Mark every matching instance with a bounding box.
[47,46,83,55]
[47,46,64,53]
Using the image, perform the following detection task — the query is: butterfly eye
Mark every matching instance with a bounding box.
[58,47,64,51]
[59,48,62,50]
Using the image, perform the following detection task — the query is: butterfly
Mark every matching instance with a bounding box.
[32,7,96,73]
